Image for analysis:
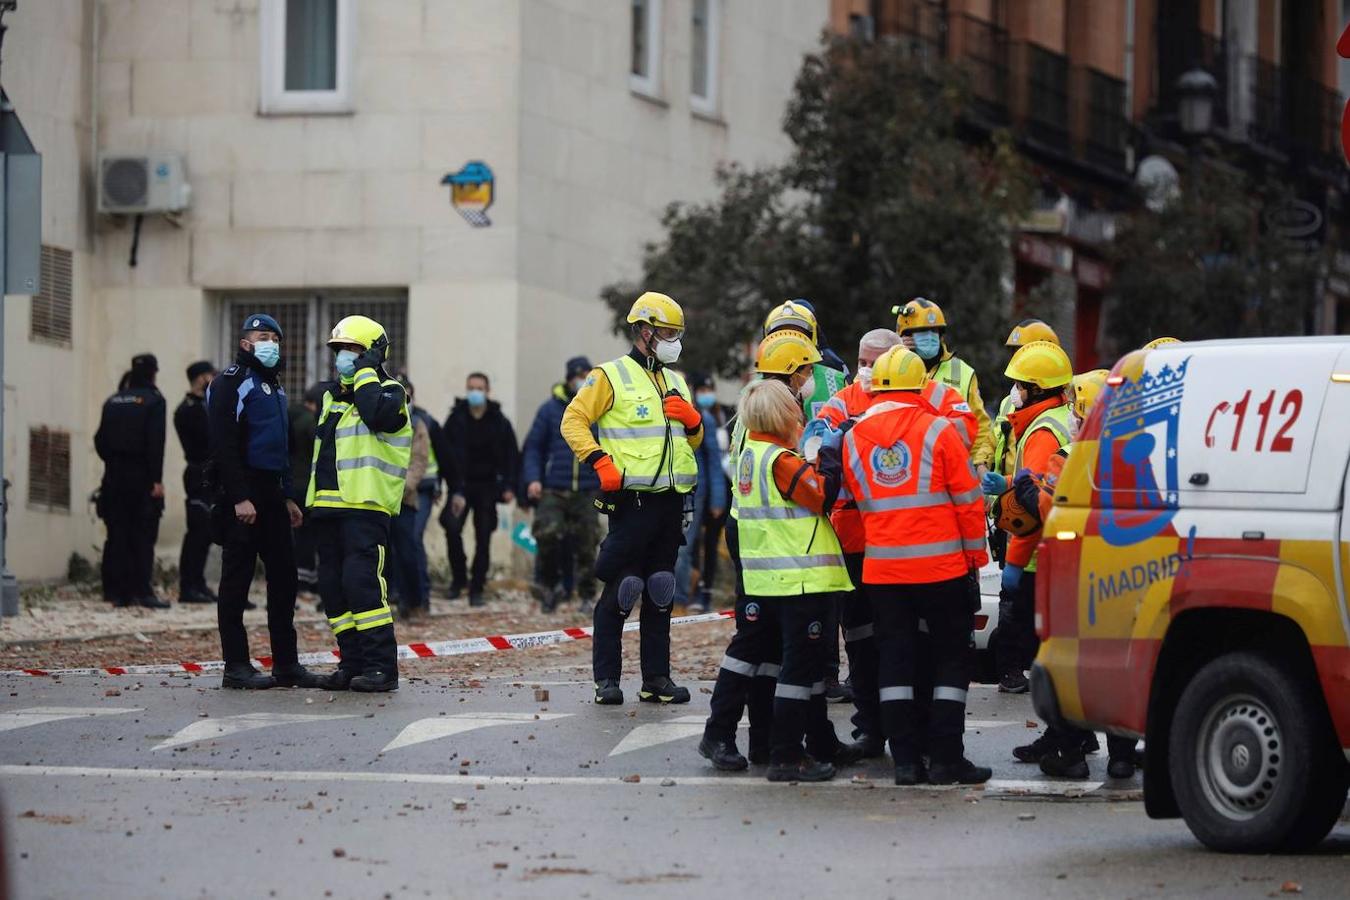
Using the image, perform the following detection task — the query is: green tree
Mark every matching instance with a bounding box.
[1102,165,1324,358]
[601,35,1031,381]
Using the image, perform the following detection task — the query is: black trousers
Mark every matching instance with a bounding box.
[703,591,781,756]
[841,553,882,741]
[869,577,974,766]
[592,490,684,682]
[769,592,837,765]
[294,513,319,591]
[314,510,398,676]
[100,475,161,603]
[216,480,299,669]
[446,481,499,593]
[698,499,729,591]
[996,569,1039,679]
[179,465,213,596]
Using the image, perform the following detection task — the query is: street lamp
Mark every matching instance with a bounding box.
[1177,67,1218,137]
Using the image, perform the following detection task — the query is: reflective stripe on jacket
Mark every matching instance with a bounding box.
[733,436,851,596]
[596,355,698,493]
[306,369,413,515]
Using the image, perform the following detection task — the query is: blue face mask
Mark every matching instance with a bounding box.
[467,389,487,407]
[335,349,359,379]
[251,340,280,369]
[695,392,716,409]
[913,331,943,360]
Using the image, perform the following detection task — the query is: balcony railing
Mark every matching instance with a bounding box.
[1247,55,1286,149]
[1025,43,1070,153]
[1155,28,1230,131]
[1083,68,1128,170]
[876,0,946,67]
[956,13,1010,125]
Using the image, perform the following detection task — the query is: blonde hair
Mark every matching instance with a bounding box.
[739,379,803,441]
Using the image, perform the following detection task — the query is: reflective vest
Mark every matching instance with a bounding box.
[1010,402,1072,573]
[733,437,851,596]
[425,441,440,481]
[993,393,1015,476]
[816,382,873,554]
[929,354,975,398]
[306,375,414,515]
[597,355,698,493]
[921,381,976,449]
[803,362,849,420]
[841,400,987,585]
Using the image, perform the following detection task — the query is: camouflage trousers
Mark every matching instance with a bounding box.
[534,489,599,601]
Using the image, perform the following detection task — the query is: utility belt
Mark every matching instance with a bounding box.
[593,488,692,520]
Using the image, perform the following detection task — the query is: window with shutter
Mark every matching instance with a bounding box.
[28,427,72,513]
[31,246,73,346]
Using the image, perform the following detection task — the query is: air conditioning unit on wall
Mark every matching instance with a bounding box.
[97,153,191,215]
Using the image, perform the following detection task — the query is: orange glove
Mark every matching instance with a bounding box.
[663,394,703,431]
[593,454,624,492]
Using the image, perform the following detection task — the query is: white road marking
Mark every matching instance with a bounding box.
[964,720,1019,729]
[0,764,1119,797]
[152,713,358,751]
[0,707,142,734]
[608,714,749,756]
[382,713,571,753]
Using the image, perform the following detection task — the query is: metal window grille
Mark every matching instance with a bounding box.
[28,427,71,512]
[1026,44,1070,151]
[31,246,73,345]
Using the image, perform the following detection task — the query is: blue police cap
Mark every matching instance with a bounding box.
[241,312,283,338]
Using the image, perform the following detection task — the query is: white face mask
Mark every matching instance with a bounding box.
[1068,413,1082,442]
[654,337,682,365]
[796,372,816,401]
[856,366,873,393]
[1009,385,1026,410]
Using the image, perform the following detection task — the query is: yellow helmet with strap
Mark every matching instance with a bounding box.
[1142,336,1181,350]
[870,345,927,392]
[1071,368,1109,419]
[1006,340,1072,389]
[626,292,685,333]
[755,331,821,375]
[892,297,947,334]
[329,315,388,351]
[764,300,819,345]
[1006,318,1059,347]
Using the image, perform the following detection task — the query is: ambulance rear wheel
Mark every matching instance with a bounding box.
[1169,652,1344,852]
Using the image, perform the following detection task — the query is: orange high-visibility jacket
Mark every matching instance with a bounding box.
[817,381,978,555]
[839,396,989,585]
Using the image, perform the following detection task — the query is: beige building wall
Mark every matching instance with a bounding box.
[2,0,827,582]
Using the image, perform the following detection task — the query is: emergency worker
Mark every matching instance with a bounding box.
[763,300,849,419]
[894,298,994,473]
[991,319,1060,481]
[829,345,991,785]
[981,340,1073,694]
[174,361,217,604]
[561,292,700,706]
[306,315,411,692]
[94,353,168,609]
[701,332,859,771]
[208,315,322,689]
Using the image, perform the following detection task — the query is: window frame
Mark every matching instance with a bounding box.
[689,0,720,116]
[259,0,355,116]
[629,0,664,100]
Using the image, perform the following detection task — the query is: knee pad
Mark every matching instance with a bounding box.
[616,576,645,614]
[646,571,675,609]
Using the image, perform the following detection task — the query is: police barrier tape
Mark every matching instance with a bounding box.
[3,609,737,678]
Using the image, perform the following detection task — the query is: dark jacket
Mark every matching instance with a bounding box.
[173,393,211,465]
[522,383,600,493]
[206,351,291,504]
[445,398,519,495]
[287,400,317,505]
[95,384,166,486]
[413,405,459,494]
[693,408,727,508]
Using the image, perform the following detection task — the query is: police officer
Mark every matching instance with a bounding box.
[208,314,323,690]
[175,361,217,604]
[307,315,411,692]
[980,340,1074,694]
[830,345,992,786]
[561,292,700,705]
[94,353,169,609]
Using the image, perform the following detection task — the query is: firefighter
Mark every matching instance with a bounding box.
[560,292,700,706]
[980,340,1074,694]
[991,319,1061,481]
[700,331,860,772]
[762,300,850,419]
[894,297,994,474]
[306,315,412,692]
[829,344,991,785]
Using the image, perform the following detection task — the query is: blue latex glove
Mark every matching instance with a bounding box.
[819,425,844,453]
[1001,563,1024,592]
[801,417,833,448]
[981,471,1009,495]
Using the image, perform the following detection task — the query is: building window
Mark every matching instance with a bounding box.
[260,0,353,115]
[690,0,719,115]
[30,246,72,346]
[220,291,408,398]
[630,0,663,98]
[28,427,71,513]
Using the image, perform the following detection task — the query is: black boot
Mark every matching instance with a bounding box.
[272,664,326,689]
[594,679,623,705]
[1038,748,1090,779]
[894,761,928,786]
[767,755,836,783]
[1013,732,1056,763]
[222,665,275,690]
[638,676,690,704]
[842,735,886,760]
[350,670,399,692]
[135,594,171,610]
[698,737,748,772]
[321,669,355,691]
[1106,757,1136,780]
[928,758,993,785]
